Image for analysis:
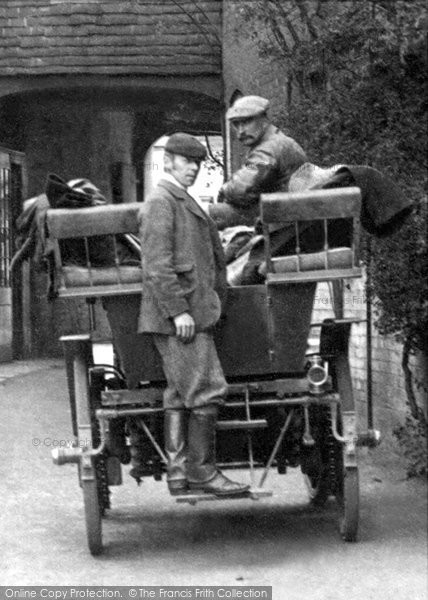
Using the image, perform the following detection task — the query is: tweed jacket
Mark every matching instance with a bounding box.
[221,124,307,208]
[138,179,227,335]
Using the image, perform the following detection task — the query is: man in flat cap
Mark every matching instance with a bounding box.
[210,95,307,228]
[138,132,249,497]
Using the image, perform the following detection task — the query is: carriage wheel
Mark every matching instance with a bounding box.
[333,353,360,542]
[301,406,333,507]
[72,336,104,555]
[65,339,110,512]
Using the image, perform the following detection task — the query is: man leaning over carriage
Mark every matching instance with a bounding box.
[209,95,414,285]
[209,95,307,230]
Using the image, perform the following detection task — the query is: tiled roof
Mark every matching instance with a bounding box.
[0,0,222,76]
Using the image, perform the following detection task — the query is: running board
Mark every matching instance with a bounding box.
[175,488,272,504]
[217,419,267,431]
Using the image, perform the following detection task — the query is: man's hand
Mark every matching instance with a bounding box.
[173,312,195,343]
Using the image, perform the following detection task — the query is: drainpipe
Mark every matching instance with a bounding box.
[366,237,373,430]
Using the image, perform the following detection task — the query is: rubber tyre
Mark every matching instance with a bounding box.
[330,353,360,541]
[72,341,105,553]
[82,479,103,556]
[339,466,359,542]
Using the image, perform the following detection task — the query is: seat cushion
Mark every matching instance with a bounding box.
[62,265,142,287]
[272,247,353,273]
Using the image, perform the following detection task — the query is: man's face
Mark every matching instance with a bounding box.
[231,114,269,146]
[165,153,201,188]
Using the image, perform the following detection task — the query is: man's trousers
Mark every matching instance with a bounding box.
[152,331,227,409]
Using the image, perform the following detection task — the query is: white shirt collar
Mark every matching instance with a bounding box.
[162,172,188,191]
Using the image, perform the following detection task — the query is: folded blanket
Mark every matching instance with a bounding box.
[289,163,413,236]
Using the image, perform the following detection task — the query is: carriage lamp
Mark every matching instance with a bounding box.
[307,355,329,394]
[356,429,382,447]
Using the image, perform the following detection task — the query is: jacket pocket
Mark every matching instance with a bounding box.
[174,263,196,295]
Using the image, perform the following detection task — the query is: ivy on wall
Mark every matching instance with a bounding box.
[236,1,427,426]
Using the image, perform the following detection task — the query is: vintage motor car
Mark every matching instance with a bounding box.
[46,186,380,555]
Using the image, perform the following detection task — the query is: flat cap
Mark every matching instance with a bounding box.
[165,133,207,160]
[226,95,270,120]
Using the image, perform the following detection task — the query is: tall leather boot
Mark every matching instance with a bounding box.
[164,409,188,496]
[187,405,250,497]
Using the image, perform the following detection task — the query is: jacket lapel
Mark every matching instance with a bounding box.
[158,179,207,221]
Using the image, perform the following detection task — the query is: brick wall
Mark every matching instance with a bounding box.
[0,0,221,76]
[312,276,427,438]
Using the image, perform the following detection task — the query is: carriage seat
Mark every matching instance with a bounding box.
[260,187,362,284]
[46,203,142,298]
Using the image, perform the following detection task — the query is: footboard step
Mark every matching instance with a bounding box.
[216,419,267,431]
[175,488,272,505]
